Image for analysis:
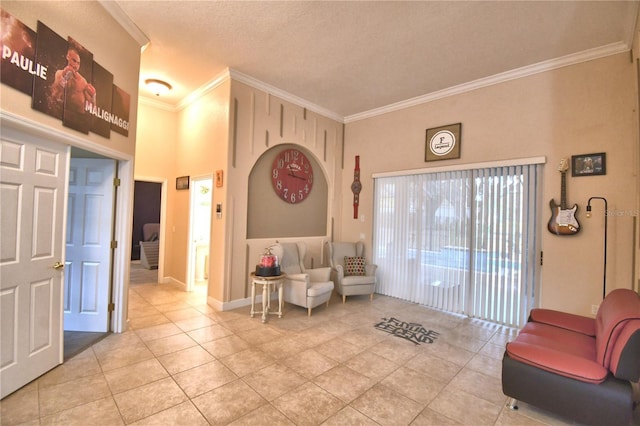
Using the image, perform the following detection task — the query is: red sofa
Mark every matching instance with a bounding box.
[502,288,640,425]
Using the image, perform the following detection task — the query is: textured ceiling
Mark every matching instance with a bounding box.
[106,1,638,120]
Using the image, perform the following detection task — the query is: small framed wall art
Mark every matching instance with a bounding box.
[571,152,606,177]
[176,175,190,190]
[425,123,461,162]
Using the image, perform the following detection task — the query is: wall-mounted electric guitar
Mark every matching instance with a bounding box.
[548,158,580,235]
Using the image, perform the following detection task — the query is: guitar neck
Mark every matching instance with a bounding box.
[560,171,567,209]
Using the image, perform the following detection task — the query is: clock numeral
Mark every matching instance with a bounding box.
[276,180,282,190]
[282,188,288,199]
[272,169,279,179]
[290,192,296,203]
[298,190,304,201]
[277,158,284,169]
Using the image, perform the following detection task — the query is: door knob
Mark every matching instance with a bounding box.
[53,262,64,270]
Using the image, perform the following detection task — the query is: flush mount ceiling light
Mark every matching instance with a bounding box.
[145,79,172,96]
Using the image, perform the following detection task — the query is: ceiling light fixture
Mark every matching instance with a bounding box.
[145,79,172,96]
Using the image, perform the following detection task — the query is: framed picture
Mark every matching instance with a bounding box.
[425,123,461,162]
[571,153,606,177]
[215,170,224,188]
[176,175,190,190]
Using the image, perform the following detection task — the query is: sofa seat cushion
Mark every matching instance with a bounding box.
[506,322,608,384]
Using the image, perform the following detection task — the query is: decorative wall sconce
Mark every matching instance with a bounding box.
[145,78,172,96]
[586,196,607,300]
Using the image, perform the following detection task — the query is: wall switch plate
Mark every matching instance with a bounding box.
[359,233,365,240]
[591,304,599,315]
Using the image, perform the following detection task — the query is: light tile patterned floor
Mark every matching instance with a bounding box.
[0,279,576,425]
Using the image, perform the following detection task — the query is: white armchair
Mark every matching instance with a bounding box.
[272,242,334,316]
[327,241,377,303]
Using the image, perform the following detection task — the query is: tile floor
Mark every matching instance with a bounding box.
[1,278,577,425]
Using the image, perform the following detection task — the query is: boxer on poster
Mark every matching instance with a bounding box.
[49,39,95,133]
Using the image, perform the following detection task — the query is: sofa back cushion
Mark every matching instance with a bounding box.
[595,289,640,374]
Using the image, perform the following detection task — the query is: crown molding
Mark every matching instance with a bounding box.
[176,69,231,111]
[345,42,630,123]
[138,96,178,112]
[228,69,344,123]
[98,0,150,49]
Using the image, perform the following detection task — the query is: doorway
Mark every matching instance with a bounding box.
[187,176,213,293]
[0,123,133,397]
[131,180,162,284]
[63,150,116,359]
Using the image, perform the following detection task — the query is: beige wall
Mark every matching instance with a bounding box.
[133,24,639,318]
[226,80,344,304]
[247,144,329,239]
[1,1,141,158]
[173,80,231,301]
[344,53,638,317]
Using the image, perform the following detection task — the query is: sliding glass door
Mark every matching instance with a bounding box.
[372,161,542,327]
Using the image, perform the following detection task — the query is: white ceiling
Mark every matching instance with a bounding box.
[103,1,638,121]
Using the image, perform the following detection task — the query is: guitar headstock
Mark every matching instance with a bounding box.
[558,158,569,173]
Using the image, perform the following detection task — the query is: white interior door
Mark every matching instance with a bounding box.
[0,136,67,399]
[187,176,212,291]
[64,158,114,332]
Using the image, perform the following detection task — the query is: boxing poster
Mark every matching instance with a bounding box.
[59,37,94,134]
[1,9,131,140]
[31,20,67,120]
[90,61,114,138]
[111,85,130,137]
[1,9,37,95]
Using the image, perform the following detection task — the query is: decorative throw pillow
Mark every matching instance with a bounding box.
[344,256,366,276]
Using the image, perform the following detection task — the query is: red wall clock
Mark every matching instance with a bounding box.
[271,148,314,204]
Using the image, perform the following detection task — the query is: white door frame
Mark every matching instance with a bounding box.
[133,175,167,283]
[2,111,133,334]
[186,174,213,292]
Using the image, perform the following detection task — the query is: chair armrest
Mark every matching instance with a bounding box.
[333,265,344,276]
[286,273,309,283]
[529,309,596,336]
[306,267,331,282]
[506,341,608,384]
[365,264,377,276]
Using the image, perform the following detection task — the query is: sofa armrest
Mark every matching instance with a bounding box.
[506,341,608,384]
[529,309,596,336]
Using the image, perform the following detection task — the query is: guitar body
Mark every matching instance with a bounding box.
[548,199,580,235]
[548,158,580,236]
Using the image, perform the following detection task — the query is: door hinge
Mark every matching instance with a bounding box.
[113,177,121,187]
[110,240,118,249]
[108,302,115,312]
[540,251,543,266]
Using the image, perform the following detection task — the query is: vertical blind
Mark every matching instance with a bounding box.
[372,163,542,327]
